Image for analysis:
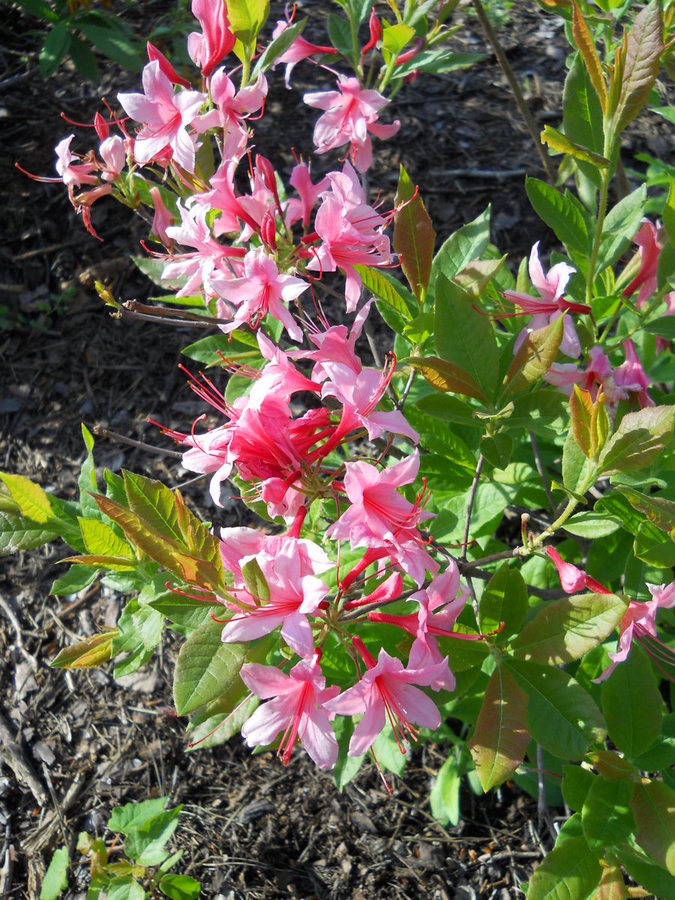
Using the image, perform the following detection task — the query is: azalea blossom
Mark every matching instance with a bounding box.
[118,61,206,172]
[240,653,340,769]
[596,581,675,682]
[284,161,329,230]
[272,20,337,86]
[54,135,98,189]
[213,248,308,341]
[545,341,653,409]
[187,0,235,77]
[623,219,663,310]
[503,242,586,358]
[194,69,267,141]
[545,547,610,595]
[304,76,400,172]
[613,339,654,408]
[325,642,447,757]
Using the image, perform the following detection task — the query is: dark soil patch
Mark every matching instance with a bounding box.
[0,4,668,897]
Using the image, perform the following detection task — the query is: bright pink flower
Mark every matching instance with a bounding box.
[361,10,382,59]
[149,186,175,247]
[194,68,267,138]
[613,339,653,408]
[545,345,613,398]
[214,248,308,341]
[240,653,340,769]
[596,581,675,682]
[304,76,400,173]
[187,0,236,77]
[623,220,662,310]
[545,547,610,595]
[326,452,437,586]
[146,41,191,88]
[221,541,329,656]
[325,642,447,757]
[504,242,585,358]
[306,162,392,311]
[272,20,337,86]
[219,528,331,583]
[118,61,206,172]
[285,161,329,230]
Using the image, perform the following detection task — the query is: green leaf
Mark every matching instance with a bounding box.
[581,776,635,851]
[404,356,489,403]
[51,631,116,669]
[373,723,407,776]
[563,511,620,538]
[109,797,170,833]
[225,0,269,46]
[429,206,490,295]
[159,874,202,900]
[526,837,602,900]
[617,486,675,538]
[76,20,142,72]
[78,517,134,560]
[614,845,675,898]
[78,424,100,519]
[173,618,246,716]
[40,846,69,900]
[562,764,596,813]
[634,519,675,567]
[631,780,675,875]
[541,125,610,168]
[563,53,605,165]
[434,275,499,402]
[511,592,627,666]
[501,316,564,399]
[598,185,647,270]
[525,177,591,259]
[382,22,415,56]
[429,754,462,827]
[394,49,483,79]
[0,511,60,555]
[355,265,414,321]
[469,666,530,791]
[123,471,183,541]
[0,473,55,524]
[601,645,663,760]
[252,18,306,77]
[478,563,528,641]
[240,558,270,602]
[614,2,664,134]
[333,717,365,790]
[326,13,353,56]
[393,165,435,299]
[181,331,260,367]
[598,405,675,475]
[50,564,98,596]
[68,35,98,81]
[105,876,146,900]
[506,659,606,760]
[124,807,182,867]
[39,22,71,78]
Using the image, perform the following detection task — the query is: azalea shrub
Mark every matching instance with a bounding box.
[5,0,675,896]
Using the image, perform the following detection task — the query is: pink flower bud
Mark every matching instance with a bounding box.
[94,112,109,141]
[147,41,191,88]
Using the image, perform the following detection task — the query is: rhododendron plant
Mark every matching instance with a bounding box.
[7,1,675,896]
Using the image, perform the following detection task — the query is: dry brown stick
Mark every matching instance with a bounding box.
[471,0,556,183]
[0,592,38,673]
[0,711,48,807]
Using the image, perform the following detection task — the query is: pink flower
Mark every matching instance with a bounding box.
[221,541,329,656]
[194,68,267,139]
[149,186,175,247]
[146,41,191,88]
[623,220,662,310]
[118,61,206,172]
[304,76,400,173]
[325,641,447,757]
[240,653,340,769]
[54,135,98,188]
[596,581,675,682]
[187,0,235,77]
[98,135,126,182]
[285,161,329,230]
[503,242,585,358]
[613,340,653,408]
[326,452,437,586]
[272,20,337,86]
[214,248,308,341]
[545,547,610,595]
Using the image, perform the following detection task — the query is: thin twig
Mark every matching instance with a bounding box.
[471,0,555,183]
[462,455,485,563]
[0,712,48,807]
[363,320,383,369]
[0,592,38,672]
[529,431,556,513]
[93,425,183,458]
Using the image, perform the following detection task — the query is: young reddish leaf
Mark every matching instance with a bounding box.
[596,861,627,900]
[587,750,635,783]
[453,256,506,298]
[51,631,117,669]
[469,666,530,791]
[511,592,627,666]
[502,315,564,399]
[570,386,594,459]
[631,781,675,875]
[404,356,490,403]
[394,165,436,299]
[62,553,137,572]
[614,2,664,134]
[571,0,607,113]
[598,405,675,475]
[617,486,675,539]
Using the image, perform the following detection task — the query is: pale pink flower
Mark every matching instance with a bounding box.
[194,68,267,138]
[504,242,585,358]
[326,452,437,586]
[54,135,98,188]
[304,76,400,173]
[118,61,206,172]
[623,220,662,310]
[325,642,447,757]
[545,345,613,398]
[272,20,337,87]
[219,528,331,583]
[98,136,126,182]
[284,161,329,230]
[214,248,308,341]
[149,186,175,247]
[613,340,653,408]
[596,581,675,682]
[187,0,235,77]
[240,653,340,769]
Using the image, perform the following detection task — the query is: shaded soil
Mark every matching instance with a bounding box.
[0,3,669,897]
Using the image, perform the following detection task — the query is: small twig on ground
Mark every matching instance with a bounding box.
[471,0,556,183]
[0,591,38,673]
[41,765,69,849]
[0,712,48,807]
[93,425,183,458]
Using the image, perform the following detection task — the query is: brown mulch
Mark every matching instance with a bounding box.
[0,3,668,897]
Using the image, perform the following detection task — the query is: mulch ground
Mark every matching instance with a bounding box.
[0,3,669,897]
